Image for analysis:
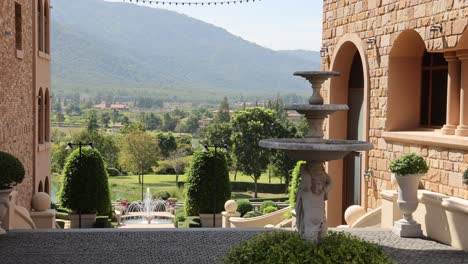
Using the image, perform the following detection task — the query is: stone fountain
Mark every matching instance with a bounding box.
[259,71,373,243]
[119,188,173,225]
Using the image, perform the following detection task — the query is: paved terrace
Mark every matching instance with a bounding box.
[0,228,466,264]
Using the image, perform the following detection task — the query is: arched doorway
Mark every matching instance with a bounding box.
[343,52,365,211]
[327,35,369,226]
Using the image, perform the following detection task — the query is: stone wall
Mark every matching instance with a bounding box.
[322,0,468,209]
[0,0,35,209]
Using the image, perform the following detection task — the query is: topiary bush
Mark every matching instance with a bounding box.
[243,211,262,218]
[262,206,278,215]
[222,231,392,264]
[59,148,111,214]
[153,191,171,200]
[390,153,428,176]
[289,161,305,207]
[0,151,25,189]
[260,200,278,214]
[184,149,231,216]
[236,199,253,217]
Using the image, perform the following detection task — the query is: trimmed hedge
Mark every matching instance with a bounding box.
[177,181,287,194]
[0,151,25,189]
[248,197,288,203]
[236,199,253,217]
[184,150,231,216]
[153,191,171,200]
[106,167,121,177]
[222,231,392,264]
[243,211,262,218]
[59,148,111,214]
[260,200,278,213]
[262,206,278,214]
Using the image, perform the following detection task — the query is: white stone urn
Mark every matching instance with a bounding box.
[392,173,423,237]
[0,188,13,234]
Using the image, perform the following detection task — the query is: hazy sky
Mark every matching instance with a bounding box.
[106,0,323,51]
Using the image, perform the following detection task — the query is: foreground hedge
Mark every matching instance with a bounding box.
[222,231,392,264]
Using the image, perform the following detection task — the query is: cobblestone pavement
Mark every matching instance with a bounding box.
[336,228,468,264]
[0,228,466,264]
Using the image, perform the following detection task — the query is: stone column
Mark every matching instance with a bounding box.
[222,200,240,228]
[441,52,460,135]
[222,211,240,228]
[456,50,468,136]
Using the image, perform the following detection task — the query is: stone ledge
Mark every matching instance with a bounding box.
[382,131,468,150]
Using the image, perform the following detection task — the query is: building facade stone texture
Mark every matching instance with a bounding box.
[0,0,51,210]
[321,0,468,221]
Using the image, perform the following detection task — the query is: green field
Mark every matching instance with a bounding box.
[52,173,287,204]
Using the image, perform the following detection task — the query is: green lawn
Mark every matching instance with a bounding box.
[108,174,287,203]
[52,173,287,204]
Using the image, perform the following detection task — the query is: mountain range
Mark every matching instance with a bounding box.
[51,0,321,101]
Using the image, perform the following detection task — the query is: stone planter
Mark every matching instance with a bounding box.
[0,188,12,234]
[392,173,423,237]
[199,213,222,228]
[69,213,96,228]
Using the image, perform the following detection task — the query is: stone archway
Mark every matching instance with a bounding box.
[387,29,426,131]
[326,34,370,226]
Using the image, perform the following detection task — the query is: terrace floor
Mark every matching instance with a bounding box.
[0,228,466,264]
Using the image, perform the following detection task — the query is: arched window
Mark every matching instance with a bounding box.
[45,89,50,142]
[420,51,448,127]
[45,177,50,194]
[38,89,44,144]
[387,30,427,131]
[38,181,43,193]
[44,1,50,54]
[37,0,43,52]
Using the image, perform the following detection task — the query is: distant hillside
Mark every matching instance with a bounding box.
[277,50,321,64]
[51,0,321,101]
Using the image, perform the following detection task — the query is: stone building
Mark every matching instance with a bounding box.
[0,0,51,209]
[321,0,468,226]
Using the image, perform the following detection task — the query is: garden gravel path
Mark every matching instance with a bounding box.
[0,228,466,264]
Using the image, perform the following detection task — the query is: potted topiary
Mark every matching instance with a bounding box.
[0,151,25,234]
[389,153,428,237]
[59,148,111,228]
[184,149,231,227]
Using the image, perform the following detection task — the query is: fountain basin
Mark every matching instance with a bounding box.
[259,138,373,161]
[285,104,349,118]
[121,215,174,225]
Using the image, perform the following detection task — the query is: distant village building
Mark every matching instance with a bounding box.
[0,0,52,208]
[321,0,468,227]
[198,118,214,129]
[94,102,129,110]
[110,104,129,110]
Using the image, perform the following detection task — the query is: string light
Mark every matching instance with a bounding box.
[123,0,262,7]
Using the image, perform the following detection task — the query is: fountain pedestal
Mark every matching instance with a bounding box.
[296,162,331,243]
[259,71,373,243]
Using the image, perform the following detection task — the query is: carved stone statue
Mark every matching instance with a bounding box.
[295,162,332,243]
